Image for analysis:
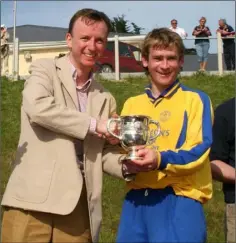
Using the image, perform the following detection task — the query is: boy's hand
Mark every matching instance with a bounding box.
[128,146,159,172]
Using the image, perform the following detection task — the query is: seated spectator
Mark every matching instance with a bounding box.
[169,19,188,38]
[216,19,235,71]
[192,17,211,72]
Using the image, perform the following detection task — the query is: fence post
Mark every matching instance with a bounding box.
[217,32,223,76]
[12,41,15,77]
[13,37,19,81]
[114,35,120,81]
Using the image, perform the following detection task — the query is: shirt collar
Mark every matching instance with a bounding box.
[170,26,179,30]
[69,59,93,92]
[145,79,180,103]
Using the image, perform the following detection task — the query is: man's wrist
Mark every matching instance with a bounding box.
[89,117,97,134]
[94,119,108,136]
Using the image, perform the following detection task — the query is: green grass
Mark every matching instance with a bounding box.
[1,74,235,242]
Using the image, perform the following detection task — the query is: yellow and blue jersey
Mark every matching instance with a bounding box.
[121,79,213,203]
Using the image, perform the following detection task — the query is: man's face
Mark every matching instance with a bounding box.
[142,45,183,88]
[171,20,178,29]
[66,17,108,69]
[219,20,225,28]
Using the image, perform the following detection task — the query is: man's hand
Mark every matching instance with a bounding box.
[106,113,120,145]
[106,136,120,145]
[222,30,229,35]
[95,113,120,145]
[96,119,110,137]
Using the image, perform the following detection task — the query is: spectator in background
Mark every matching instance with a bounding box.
[169,19,188,38]
[1,24,10,76]
[210,97,235,243]
[192,17,212,72]
[169,19,187,71]
[216,19,235,71]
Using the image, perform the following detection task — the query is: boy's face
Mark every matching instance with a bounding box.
[142,45,183,88]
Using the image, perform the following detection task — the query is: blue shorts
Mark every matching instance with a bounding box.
[116,187,206,243]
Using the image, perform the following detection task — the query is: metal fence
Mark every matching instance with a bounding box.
[9,32,234,81]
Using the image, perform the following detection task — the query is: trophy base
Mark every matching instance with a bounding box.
[126,147,142,161]
[125,155,141,160]
[123,173,136,182]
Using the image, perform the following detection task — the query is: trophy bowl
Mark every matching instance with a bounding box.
[107,115,161,160]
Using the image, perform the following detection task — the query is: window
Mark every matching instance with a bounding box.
[119,42,132,57]
[106,42,114,52]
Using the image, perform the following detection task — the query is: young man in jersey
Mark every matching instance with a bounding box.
[116,28,213,243]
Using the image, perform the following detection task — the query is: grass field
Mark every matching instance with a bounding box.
[1,73,235,242]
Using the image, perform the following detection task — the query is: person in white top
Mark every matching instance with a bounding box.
[169,19,188,38]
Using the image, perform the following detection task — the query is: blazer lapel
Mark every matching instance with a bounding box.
[86,80,107,119]
[55,55,79,110]
[84,80,107,154]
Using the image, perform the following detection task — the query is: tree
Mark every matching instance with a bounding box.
[111,14,130,33]
[111,15,143,34]
[131,22,144,35]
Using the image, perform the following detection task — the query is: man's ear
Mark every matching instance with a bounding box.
[66,33,72,49]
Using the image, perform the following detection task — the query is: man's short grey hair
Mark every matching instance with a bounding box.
[219,18,227,24]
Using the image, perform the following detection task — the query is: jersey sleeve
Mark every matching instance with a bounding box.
[157,92,213,176]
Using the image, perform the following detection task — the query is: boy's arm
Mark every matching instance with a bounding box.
[157,93,213,176]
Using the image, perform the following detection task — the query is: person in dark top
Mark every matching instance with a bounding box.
[192,17,212,72]
[210,97,235,243]
[216,19,235,71]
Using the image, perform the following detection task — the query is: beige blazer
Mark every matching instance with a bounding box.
[1,55,125,242]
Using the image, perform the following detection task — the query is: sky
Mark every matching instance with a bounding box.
[1,1,235,53]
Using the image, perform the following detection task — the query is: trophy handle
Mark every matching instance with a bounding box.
[106,118,122,139]
[147,119,161,145]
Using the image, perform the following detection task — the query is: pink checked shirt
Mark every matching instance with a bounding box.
[70,61,97,170]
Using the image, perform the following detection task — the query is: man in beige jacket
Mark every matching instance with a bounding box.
[1,8,125,243]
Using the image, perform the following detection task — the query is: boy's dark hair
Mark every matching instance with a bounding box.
[68,8,111,36]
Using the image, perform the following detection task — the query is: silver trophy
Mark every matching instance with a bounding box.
[107,115,161,181]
